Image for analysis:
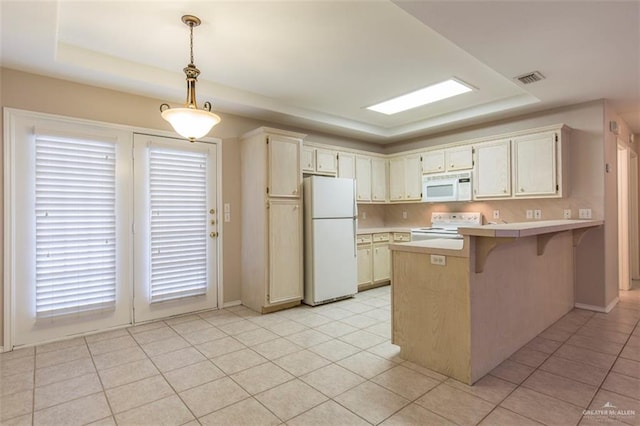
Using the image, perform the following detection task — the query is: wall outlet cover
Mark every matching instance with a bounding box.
[563,209,572,219]
[402,211,408,219]
[493,210,500,219]
[534,209,542,219]
[430,254,446,266]
[526,210,533,219]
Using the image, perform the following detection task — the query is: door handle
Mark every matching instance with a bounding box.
[209,232,218,238]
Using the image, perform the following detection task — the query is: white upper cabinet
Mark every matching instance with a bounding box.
[445,145,473,171]
[371,157,388,203]
[473,139,511,199]
[301,145,337,176]
[355,155,372,202]
[513,131,558,197]
[316,148,338,175]
[389,154,422,201]
[423,146,473,174]
[301,146,315,173]
[338,152,356,179]
[269,135,301,198]
[422,151,445,174]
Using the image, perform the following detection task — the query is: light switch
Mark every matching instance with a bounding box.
[224,212,231,222]
[224,203,231,213]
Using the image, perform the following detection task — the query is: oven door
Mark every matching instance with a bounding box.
[422,177,458,202]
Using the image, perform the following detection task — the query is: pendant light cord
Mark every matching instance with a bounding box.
[189,22,194,65]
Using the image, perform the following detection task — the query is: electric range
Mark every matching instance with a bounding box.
[411,212,483,241]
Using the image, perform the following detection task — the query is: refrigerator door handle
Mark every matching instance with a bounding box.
[353,217,357,257]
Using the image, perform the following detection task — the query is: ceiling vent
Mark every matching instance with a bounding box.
[515,71,545,85]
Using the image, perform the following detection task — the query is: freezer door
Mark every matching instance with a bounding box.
[311,217,357,303]
[310,176,356,219]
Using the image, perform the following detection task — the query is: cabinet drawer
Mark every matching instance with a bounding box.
[392,232,411,242]
[357,234,372,244]
[372,233,390,242]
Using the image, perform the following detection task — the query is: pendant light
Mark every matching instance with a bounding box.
[160,15,221,142]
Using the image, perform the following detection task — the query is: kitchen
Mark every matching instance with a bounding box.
[1,1,640,425]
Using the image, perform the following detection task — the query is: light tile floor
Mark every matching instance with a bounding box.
[1,284,639,426]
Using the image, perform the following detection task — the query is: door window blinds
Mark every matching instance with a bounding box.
[35,134,117,318]
[149,146,208,302]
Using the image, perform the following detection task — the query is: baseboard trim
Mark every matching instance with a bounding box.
[223,300,242,308]
[575,297,619,313]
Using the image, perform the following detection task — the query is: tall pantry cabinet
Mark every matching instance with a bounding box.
[240,127,306,313]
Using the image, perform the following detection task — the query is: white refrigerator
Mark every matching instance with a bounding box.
[303,176,358,306]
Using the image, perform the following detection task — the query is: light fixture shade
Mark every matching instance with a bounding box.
[161,108,221,141]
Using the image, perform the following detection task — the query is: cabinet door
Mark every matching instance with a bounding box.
[268,200,303,304]
[301,146,315,173]
[388,157,405,201]
[422,150,445,174]
[357,244,373,286]
[316,148,338,175]
[474,139,511,199]
[268,136,301,197]
[513,131,557,197]
[355,156,372,202]
[371,158,388,202]
[405,154,423,200]
[338,152,356,179]
[446,146,473,171]
[373,243,390,282]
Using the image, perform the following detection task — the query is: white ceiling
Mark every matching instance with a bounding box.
[1,1,638,143]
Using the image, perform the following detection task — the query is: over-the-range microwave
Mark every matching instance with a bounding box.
[422,171,472,203]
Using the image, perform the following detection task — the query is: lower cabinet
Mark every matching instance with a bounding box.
[357,231,410,291]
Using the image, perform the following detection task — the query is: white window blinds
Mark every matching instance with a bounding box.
[149,146,208,303]
[35,134,117,318]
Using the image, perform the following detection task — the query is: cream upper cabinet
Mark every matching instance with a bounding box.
[422,151,445,174]
[301,146,315,173]
[389,155,422,201]
[445,145,473,171]
[371,157,388,203]
[473,139,511,199]
[423,146,473,174]
[268,199,303,304]
[355,156,372,202]
[513,131,558,197]
[389,157,405,201]
[338,152,356,179]
[268,135,301,198]
[315,148,338,175]
[405,154,423,200]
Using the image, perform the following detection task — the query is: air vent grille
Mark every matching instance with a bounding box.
[515,71,545,85]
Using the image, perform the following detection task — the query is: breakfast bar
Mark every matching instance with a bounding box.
[390,219,603,385]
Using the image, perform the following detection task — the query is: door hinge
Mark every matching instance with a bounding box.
[131,223,135,234]
[266,137,269,145]
[336,153,339,160]
[556,184,559,191]
[266,187,270,194]
[555,134,558,142]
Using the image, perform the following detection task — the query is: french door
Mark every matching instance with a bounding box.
[133,134,219,323]
[11,117,133,347]
[8,110,219,348]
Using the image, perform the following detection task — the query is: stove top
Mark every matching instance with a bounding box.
[410,212,482,241]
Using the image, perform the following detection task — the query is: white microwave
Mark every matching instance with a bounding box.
[422,171,472,203]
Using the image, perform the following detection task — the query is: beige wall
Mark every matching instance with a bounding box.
[0,68,374,347]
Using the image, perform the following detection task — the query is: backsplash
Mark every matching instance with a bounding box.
[356,204,385,228]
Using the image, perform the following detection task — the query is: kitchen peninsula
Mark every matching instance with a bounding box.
[390,219,603,385]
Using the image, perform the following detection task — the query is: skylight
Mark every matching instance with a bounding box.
[367,79,473,115]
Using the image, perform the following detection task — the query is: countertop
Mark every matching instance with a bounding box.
[389,238,468,257]
[457,219,604,238]
[357,227,413,235]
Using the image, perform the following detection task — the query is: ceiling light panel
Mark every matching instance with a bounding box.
[367,79,473,115]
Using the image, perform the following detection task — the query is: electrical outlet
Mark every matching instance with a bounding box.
[526,210,533,219]
[430,254,446,266]
[224,212,231,222]
[579,208,592,219]
[362,212,367,220]
[493,210,500,219]
[402,211,408,219]
[534,209,542,219]
[563,209,572,219]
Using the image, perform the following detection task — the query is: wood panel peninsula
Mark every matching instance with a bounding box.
[390,219,603,385]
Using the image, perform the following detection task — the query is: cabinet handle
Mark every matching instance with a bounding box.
[319,165,322,169]
[450,164,454,168]
[293,189,298,194]
[438,166,442,169]
[520,188,524,192]
[503,189,507,193]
